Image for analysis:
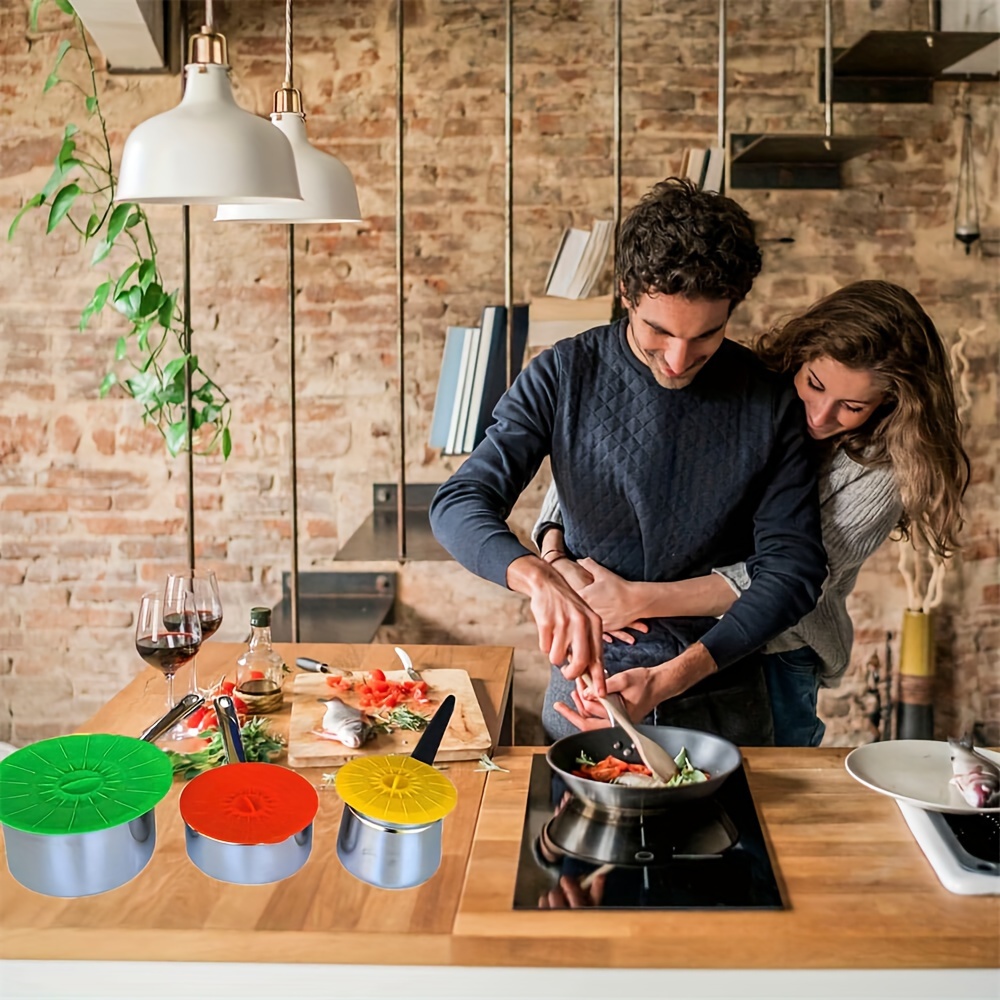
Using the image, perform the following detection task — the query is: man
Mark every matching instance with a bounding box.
[429,178,827,745]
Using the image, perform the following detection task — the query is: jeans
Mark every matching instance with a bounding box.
[762,647,826,747]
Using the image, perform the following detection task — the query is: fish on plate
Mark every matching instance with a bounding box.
[311,697,366,749]
[948,737,1000,808]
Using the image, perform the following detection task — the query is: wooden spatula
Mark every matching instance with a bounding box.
[597,692,680,782]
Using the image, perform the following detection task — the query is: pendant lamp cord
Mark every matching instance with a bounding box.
[204,0,214,30]
[285,0,294,87]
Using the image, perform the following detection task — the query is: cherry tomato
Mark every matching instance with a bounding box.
[370,668,386,683]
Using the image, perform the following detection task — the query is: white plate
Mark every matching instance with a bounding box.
[845,740,1000,814]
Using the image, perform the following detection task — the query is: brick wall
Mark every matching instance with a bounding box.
[1,0,996,746]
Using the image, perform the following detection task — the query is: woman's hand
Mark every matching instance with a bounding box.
[553,666,663,731]
[576,558,649,631]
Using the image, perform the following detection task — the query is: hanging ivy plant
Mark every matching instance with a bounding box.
[9,0,232,459]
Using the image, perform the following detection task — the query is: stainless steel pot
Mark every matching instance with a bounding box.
[336,694,456,890]
[0,694,204,898]
[180,696,318,885]
[547,723,742,815]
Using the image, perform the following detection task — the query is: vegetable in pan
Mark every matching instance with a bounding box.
[574,748,708,788]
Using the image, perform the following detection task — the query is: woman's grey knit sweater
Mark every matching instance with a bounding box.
[534,447,901,684]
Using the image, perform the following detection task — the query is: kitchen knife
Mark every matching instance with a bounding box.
[296,657,332,674]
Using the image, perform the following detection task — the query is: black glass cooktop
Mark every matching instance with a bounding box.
[512,755,784,910]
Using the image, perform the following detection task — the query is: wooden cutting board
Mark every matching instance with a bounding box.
[286,669,493,768]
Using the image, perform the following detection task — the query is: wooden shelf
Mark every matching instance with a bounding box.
[528,294,614,346]
[729,133,889,190]
[818,31,1000,104]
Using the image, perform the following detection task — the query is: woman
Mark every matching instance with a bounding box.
[535,280,970,745]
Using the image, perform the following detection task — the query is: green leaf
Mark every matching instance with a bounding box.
[113,262,139,298]
[56,136,76,170]
[221,427,232,459]
[157,290,177,329]
[7,194,44,240]
[43,72,61,93]
[165,420,190,456]
[53,39,71,70]
[90,239,112,264]
[79,279,111,330]
[162,355,188,384]
[85,95,97,115]
[53,0,75,15]
[40,164,64,200]
[46,182,80,233]
[63,123,78,139]
[84,212,100,237]
[137,323,150,352]
[157,381,186,405]
[138,281,163,317]
[194,383,215,404]
[201,403,220,424]
[114,335,127,361]
[29,0,44,30]
[126,211,141,229]
[125,371,158,404]
[106,202,133,244]
[137,259,155,291]
[98,372,117,398]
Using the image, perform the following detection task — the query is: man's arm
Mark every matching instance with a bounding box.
[696,385,827,669]
[429,348,606,694]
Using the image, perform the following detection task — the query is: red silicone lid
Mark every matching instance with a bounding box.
[179,762,318,845]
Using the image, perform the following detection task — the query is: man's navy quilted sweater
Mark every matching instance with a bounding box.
[429,319,827,674]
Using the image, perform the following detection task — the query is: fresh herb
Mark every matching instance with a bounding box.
[369,705,429,733]
[575,750,597,767]
[475,753,509,773]
[165,717,285,780]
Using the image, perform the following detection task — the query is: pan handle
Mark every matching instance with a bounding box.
[410,694,455,765]
[139,693,205,743]
[213,696,246,763]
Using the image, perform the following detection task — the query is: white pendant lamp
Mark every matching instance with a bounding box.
[116,1,302,205]
[215,0,362,223]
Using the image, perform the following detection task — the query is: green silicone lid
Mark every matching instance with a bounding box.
[0,733,173,835]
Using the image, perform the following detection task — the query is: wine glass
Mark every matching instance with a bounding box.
[135,590,202,739]
[165,569,223,696]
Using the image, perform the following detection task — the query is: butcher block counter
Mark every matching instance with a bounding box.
[1,642,996,999]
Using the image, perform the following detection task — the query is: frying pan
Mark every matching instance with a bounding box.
[179,696,319,885]
[547,723,742,814]
[0,694,204,897]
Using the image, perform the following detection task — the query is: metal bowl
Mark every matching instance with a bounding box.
[546,724,742,814]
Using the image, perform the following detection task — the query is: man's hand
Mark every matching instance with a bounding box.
[552,642,719,731]
[506,554,606,697]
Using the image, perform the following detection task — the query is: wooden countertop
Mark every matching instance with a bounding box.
[453,749,999,970]
[0,642,513,965]
[1,646,996,972]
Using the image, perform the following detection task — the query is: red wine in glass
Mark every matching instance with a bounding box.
[164,610,222,639]
[136,590,202,734]
[164,570,223,695]
[136,632,202,674]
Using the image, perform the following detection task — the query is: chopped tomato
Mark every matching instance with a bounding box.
[370,668,386,683]
[248,670,265,679]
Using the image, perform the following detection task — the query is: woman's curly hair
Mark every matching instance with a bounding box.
[617,177,762,308]
[755,281,971,558]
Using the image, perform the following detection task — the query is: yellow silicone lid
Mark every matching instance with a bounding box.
[335,754,457,826]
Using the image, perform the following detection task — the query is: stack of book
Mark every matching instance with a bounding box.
[429,304,529,455]
[543,220,615,299]
[681,147,725,194]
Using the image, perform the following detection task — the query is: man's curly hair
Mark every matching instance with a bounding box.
[617,178,762,308]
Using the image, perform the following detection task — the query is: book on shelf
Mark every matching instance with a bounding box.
[429,325,474,449]
[544,220,614,300]
[681,146,724,194]
[444,326,480,454]
[431,306,529,455]
[465,303,529,452]
[526,294,615,347]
